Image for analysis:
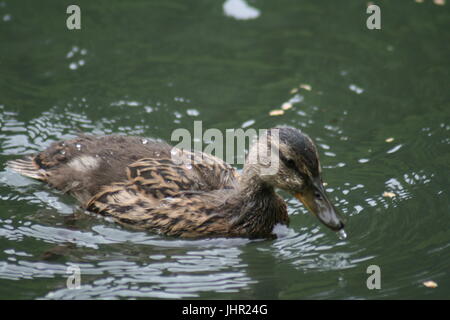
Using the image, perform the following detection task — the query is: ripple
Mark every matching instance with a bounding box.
[386,144,403,154]
[40,246,253,299]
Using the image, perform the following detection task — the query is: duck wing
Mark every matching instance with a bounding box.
[83,149,240,237]
[125,155,238,201]
[85,184,233,238]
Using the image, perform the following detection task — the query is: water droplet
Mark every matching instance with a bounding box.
[338,229,347,240]
[69,62,78,70]
[349,84,364,94]
[141,138,148,145]
[186,109,200,116]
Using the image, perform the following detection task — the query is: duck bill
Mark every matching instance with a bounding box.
[294,180,345,231]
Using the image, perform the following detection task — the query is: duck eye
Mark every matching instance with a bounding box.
[284,159,297,170]
[314,190,322,200]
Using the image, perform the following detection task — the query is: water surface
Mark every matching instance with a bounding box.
[0,0,449,299]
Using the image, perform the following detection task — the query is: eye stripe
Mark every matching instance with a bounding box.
[280,155,297,170]
[280,154,311,183]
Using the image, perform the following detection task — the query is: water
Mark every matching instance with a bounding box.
[0,0,449,299]
[338,229,347,241]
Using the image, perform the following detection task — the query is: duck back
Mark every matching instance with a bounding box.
[7,134,239,206]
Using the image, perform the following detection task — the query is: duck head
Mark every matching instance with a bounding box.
[245,127,345,232]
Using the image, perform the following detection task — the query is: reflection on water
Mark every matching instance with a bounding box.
[0,0,449,299]
[223,0,261,21]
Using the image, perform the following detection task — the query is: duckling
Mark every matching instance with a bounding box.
[7,127,344,239]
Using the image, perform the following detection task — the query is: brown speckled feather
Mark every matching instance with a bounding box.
[86,180,287,238]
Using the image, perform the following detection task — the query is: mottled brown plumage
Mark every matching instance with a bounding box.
[7,127,345,239]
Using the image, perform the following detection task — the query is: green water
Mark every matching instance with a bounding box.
[0,0,449,299]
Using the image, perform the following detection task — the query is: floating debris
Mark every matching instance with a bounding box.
[281,102,293,110]
[299,84,312,91]
[323,182,328,187]
[385,137,395,143]
[433,0,445,6]
[290,88,298,94]
[269,109,284,116]
[415,0,424,3]
[423,280,438,288]
[141,138,148,145]
[383,191,396,198]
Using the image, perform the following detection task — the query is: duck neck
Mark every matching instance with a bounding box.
[239,166,274,198]
[239,171,276,200]
[227,166,287,237]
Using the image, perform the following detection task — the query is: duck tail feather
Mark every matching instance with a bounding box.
[7,156,47,181]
